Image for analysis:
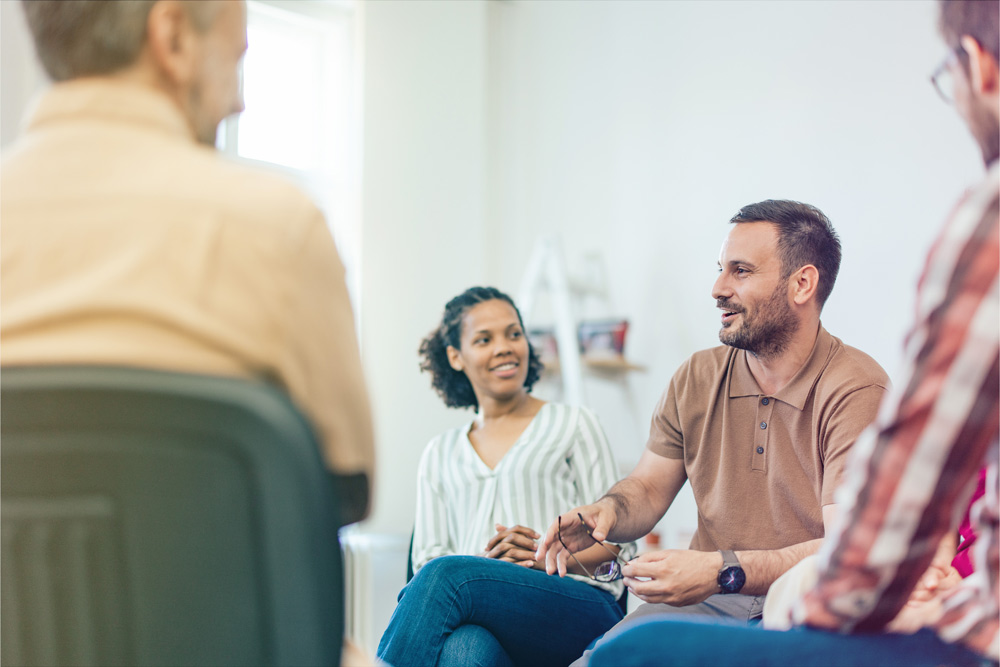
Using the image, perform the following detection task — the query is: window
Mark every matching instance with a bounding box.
[218,0,362,310]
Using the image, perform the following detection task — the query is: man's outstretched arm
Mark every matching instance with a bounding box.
[536,450,687,577]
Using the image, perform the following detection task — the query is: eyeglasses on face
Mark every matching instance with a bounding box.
[930,45,967,104]
[556,513,629,583]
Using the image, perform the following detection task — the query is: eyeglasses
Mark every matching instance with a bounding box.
[556,513,630,582]
[930,46,966,104]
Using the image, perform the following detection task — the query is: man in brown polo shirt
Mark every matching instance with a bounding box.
[536,199,888,665]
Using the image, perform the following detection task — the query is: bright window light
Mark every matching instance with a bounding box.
[218,0,362,313]
[239,7,324,170]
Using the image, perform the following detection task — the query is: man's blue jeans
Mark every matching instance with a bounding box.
[588,616,992,667]
[377,555,624,667]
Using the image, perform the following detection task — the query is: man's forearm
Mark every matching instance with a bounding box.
[736,538,823,595]
[599,477,670,543]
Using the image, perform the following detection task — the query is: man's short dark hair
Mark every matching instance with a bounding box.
[730,200,842,309]
[20,0,221,83]
[939,0,999,61]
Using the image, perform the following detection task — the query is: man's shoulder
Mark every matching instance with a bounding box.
[4,119,325,243]
[820,334,890,393]
[673,344,736,383]
[175,148,322,226]
[141,144,330,255]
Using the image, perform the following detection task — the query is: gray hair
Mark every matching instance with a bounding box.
[20,0,222,82]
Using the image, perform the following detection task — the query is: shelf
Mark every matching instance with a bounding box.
[541,355,645,374]
[583,356,646,372]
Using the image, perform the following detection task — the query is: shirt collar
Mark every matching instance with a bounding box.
[728,325,835,411]
[25,78,194,142]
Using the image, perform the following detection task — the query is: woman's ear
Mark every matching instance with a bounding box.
[446,345,463,373]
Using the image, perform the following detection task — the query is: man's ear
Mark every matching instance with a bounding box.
[446,346,464,373]
[790,265,819,306]
[961,35,999,96]
[145,1,198,86]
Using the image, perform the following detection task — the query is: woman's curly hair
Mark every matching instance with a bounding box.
[419,286,543,411]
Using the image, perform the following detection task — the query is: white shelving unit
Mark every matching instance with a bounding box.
[517,235,586,405]
[518,236,645,406]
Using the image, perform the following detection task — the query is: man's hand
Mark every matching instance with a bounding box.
[907,562,961,606]
[889,541,961,633]
[535,453,687,576]
[536,502,618,576]
[622,549,723,606]
[887,591,947,634]
[484,524,540,567]
[906,534,961,606]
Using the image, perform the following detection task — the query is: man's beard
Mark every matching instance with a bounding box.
[717,284,799,359]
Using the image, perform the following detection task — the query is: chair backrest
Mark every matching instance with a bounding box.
[1,365,345,667]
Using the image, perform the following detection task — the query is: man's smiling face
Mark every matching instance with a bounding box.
[712,221,800,359]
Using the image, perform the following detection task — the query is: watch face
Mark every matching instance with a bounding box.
[718,566,746,594]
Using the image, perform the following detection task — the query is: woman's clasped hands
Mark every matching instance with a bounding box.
[482,523,542,568]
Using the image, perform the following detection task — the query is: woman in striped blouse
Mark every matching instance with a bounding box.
[377,286,635,667]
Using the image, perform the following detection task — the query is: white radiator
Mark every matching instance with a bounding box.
[340,530,410,656]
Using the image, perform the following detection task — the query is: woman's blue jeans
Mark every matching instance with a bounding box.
[588,616,992,667]
[377,555,624,667]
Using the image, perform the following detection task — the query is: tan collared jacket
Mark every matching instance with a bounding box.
[2,79,375,491]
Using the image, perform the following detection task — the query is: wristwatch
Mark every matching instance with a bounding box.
[717,550,746,594]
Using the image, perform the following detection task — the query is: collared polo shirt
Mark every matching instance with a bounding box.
[647,326,888,552]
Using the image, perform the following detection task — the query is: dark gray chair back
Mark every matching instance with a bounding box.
[1,366,344,667]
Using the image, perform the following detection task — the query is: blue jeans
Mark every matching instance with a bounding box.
[588,616,992,667]
[570,592,764,666]
[377,555,624,667]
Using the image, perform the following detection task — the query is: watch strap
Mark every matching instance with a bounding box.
[720,549,740,569]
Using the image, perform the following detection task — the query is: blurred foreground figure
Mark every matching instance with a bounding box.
[1,0,374,521]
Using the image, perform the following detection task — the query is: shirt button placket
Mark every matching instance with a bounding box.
[752,397,773,472]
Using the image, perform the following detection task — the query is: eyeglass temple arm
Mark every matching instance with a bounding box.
[558,517,595,578]
[576,512,629,567]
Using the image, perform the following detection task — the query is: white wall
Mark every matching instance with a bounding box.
[359,1,491,535]
[1,1,47,148]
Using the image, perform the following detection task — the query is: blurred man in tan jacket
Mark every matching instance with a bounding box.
[2,0,375,522]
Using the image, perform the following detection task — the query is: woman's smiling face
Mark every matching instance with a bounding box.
[447,299,531,402]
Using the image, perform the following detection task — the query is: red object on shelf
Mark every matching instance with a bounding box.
[578,319,629,356]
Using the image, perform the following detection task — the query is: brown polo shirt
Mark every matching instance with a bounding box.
[647,326,888,552]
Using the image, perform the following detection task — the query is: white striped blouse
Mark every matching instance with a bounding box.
[412,402,635,598]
